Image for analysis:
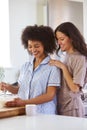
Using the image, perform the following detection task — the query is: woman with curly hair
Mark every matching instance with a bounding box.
[0,25,60,114]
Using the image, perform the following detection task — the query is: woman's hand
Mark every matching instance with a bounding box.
[5,98,25,107]
[0,82,9,92]
[0,82,19,94]
[49,59,65,69]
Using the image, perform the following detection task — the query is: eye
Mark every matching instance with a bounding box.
[60,38,64,41]
[28,45,32,49]
[34,45,40,48]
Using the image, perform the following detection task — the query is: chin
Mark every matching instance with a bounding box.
[61,49,65,51]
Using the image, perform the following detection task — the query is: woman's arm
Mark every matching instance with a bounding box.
[49,60,79,92]
[0,82,19,94]
[61,64,79,92]
[5,86,57,107]
[25,86,57,104]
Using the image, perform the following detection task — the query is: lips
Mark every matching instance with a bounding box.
[60,45,64,49]
[33,52,39,56]
[33,52,38,55]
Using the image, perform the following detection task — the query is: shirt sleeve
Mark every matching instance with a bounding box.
[17,62,27,85]
[73,56,86,87]
[47,66,61,87]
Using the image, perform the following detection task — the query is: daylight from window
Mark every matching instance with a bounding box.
[0,0,11,67]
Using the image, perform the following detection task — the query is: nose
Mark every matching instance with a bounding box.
[31,47,37,53]
[57,39,61,45]
[29,47,36,54]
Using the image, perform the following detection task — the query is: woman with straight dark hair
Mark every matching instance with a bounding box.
[49,22,87,117]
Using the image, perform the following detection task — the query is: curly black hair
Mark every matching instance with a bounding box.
[21,25,57,54]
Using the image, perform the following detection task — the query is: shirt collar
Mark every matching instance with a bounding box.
[29,55,51,65]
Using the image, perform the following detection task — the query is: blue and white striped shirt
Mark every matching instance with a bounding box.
[18,55,60,114]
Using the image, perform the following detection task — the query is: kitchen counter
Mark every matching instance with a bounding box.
[0,114,87,130]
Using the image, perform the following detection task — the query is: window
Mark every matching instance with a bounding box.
[0,0,11,67]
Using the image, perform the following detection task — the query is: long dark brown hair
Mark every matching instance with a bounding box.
[55,22,87,58]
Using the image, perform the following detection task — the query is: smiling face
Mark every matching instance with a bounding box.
[28,40,45,60]
[56,31,74,53]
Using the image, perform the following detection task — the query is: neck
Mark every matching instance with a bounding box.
[35,54,47,63]
[34,55,47,69]
[67,47,75,54]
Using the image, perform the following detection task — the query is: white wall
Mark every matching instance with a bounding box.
[48,0,83,33]
[83,0,87,43]
[0,0,11,67]
[68,1,83,34]
[48,0,70,29]
[3,68,19,83]
[9,0,37,68]
[9,0,48,68]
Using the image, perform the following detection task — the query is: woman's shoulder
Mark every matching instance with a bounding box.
[68,51,86,62]
[65,51,86,69]
[20,61,32,71]
[48,63,61,75]
[22,56,34,67]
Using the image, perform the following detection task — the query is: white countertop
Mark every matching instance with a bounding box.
[0,114,87,130]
